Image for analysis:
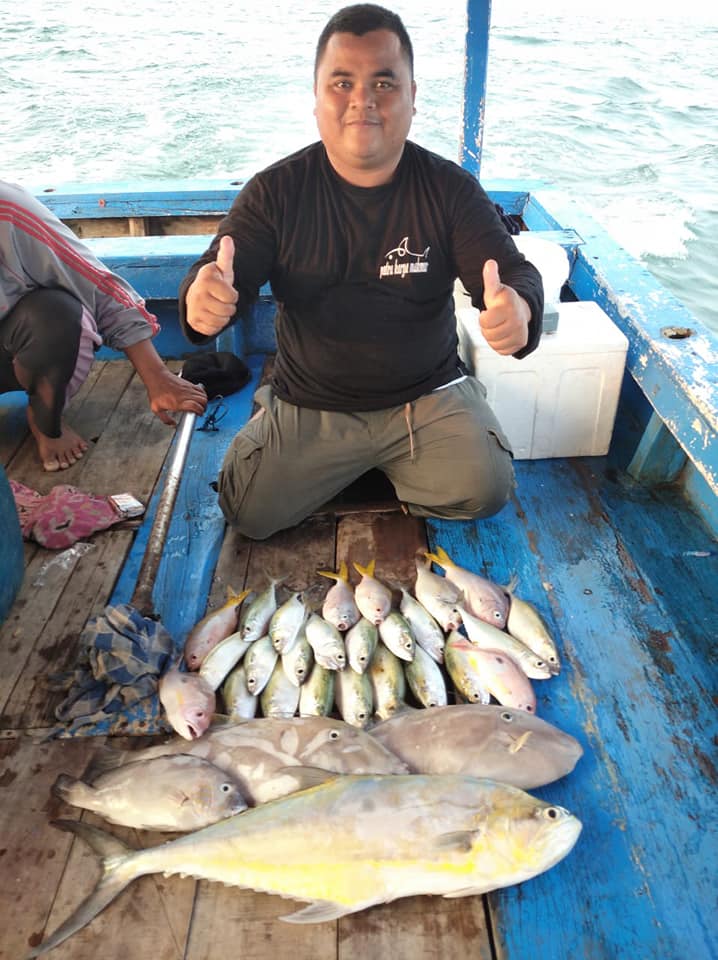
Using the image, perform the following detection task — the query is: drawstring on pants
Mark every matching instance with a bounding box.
[404,401,415,462]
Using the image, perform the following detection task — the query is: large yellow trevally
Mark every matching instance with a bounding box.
[29,774,581,957]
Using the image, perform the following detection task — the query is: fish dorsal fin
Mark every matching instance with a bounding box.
[281,900,354,924]
[276,765,340,792]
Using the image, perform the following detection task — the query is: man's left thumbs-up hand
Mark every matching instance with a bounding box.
[478,259,531,356]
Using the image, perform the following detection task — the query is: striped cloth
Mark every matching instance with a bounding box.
[48,602,175,738]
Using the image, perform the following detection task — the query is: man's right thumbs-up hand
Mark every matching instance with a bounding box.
[185,235,239,336]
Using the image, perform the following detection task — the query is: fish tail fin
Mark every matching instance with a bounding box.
[317,569,340,583]
[353,559,375,578]
[27,820,139,958]
[504,573,519,595]
[428,544,453,568]
[338,560,349,582]
[51,774,94,809]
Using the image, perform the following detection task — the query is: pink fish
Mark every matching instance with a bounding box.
[425,545,508,629]
[159,663,216,740]
[184,587,251,670]
[317,561,361,632]
[445,632,536,714]
[353,559,393,626]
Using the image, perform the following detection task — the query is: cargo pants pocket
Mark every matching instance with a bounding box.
[217,406,268,526]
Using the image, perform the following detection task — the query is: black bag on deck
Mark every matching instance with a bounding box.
[181,351,250,400]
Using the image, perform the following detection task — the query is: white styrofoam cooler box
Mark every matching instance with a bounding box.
[456,300,629,459]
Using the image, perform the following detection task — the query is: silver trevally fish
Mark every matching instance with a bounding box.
[503,576,562,675]
[29,774,581,957]
[94,715,408,805]
[184,587,252,670]
[239,574,285,644]
[369,704,583,788]
[52,754,247,831]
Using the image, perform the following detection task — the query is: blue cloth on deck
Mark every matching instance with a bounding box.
[49,602,176,738]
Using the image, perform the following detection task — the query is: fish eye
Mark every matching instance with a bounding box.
[544,807,561,820]
[493,610,502,621]
[329,729,341,740]
[500,711,514,722]
[221,783,232,793]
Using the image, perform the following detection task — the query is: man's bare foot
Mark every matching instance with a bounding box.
[27,408,89,472]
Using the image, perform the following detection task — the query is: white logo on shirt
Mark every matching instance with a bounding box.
[379,236,430,279]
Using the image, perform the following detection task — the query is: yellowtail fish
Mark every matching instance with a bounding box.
[184,587,252,670]
[369,704,583,789]
[445,631,537,714]
[353,559,393,625]
[260,659,301,717]
[425,546,508,629]
[52,754,247,832]
[29,774,581,957]
[281,628,314,686]
[503,576,561,675]
[317,561,361,631]
[158,662,216,740]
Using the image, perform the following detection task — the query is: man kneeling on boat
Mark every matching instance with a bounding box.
[180,3,543,540]
[0,180,207,472]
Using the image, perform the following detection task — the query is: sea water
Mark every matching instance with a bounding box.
[1,0,716,333]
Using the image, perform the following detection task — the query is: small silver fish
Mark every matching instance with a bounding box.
[260,660,301,717]
[458,605,551,680]
[239,574,286,644]
[378,610,415,662]
[222,662,258,720]
[503,576,561,675]
[335,666,373,728]
[398,586,445,663]
[404,642,448,708]
[244,635,279,696]
[298,662,336,717]
[344,617,378,674]
[413,558,463,631]
[199,629,250,691]
[368,642,407,719]
[281,627,314,687]
[305,613,347,670]
[443,632,491,705]
[269,592,308,654]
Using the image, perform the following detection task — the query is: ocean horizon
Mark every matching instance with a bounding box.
[2,0,717,334]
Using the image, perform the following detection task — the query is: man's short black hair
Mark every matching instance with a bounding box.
[314,4,414,78]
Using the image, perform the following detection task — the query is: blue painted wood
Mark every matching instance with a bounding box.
[461,0,492,177]
[109,354,263,648]
[30,179,245,219]
[627,409,687,483]
[525,188,718,517]
[0,464,24,625]
[426,456,717,960]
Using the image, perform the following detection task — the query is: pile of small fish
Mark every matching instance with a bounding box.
[159,545,562,739]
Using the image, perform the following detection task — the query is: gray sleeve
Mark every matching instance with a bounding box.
[0,180,159,351]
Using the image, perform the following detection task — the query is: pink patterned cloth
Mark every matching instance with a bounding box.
[10,479,123,549]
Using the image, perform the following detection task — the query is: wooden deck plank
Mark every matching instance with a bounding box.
[427,456,717,960]
[0,735,101,960]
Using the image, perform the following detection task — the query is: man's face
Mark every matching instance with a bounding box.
[314,29,416,186]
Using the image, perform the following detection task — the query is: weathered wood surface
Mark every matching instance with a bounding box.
[1,359,716,960]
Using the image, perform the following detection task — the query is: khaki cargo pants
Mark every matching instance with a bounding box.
[217,377,514,540]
